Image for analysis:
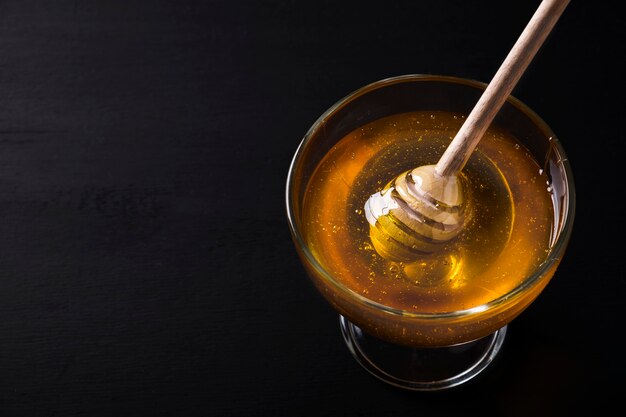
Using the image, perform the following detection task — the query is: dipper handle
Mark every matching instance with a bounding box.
[435,0,570,178]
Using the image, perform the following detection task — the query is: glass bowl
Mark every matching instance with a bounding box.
[285,74,575,390]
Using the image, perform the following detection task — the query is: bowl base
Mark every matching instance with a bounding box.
[339,315,507,391]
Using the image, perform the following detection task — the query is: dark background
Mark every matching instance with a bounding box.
[0,1,623,416]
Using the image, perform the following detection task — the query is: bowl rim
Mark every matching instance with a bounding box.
[285,73,576,319]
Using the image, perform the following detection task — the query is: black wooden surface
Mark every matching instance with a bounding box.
[0,1,622,416]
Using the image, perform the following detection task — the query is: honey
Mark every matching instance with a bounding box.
[302,110,554,315]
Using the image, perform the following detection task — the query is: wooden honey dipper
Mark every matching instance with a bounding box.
[364,0,570,262]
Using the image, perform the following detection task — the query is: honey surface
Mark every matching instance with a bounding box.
[302,111,554,313]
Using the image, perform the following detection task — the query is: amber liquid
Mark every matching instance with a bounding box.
[302,111,554,315]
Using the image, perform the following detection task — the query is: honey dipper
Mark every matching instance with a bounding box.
[364,0,570,262]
